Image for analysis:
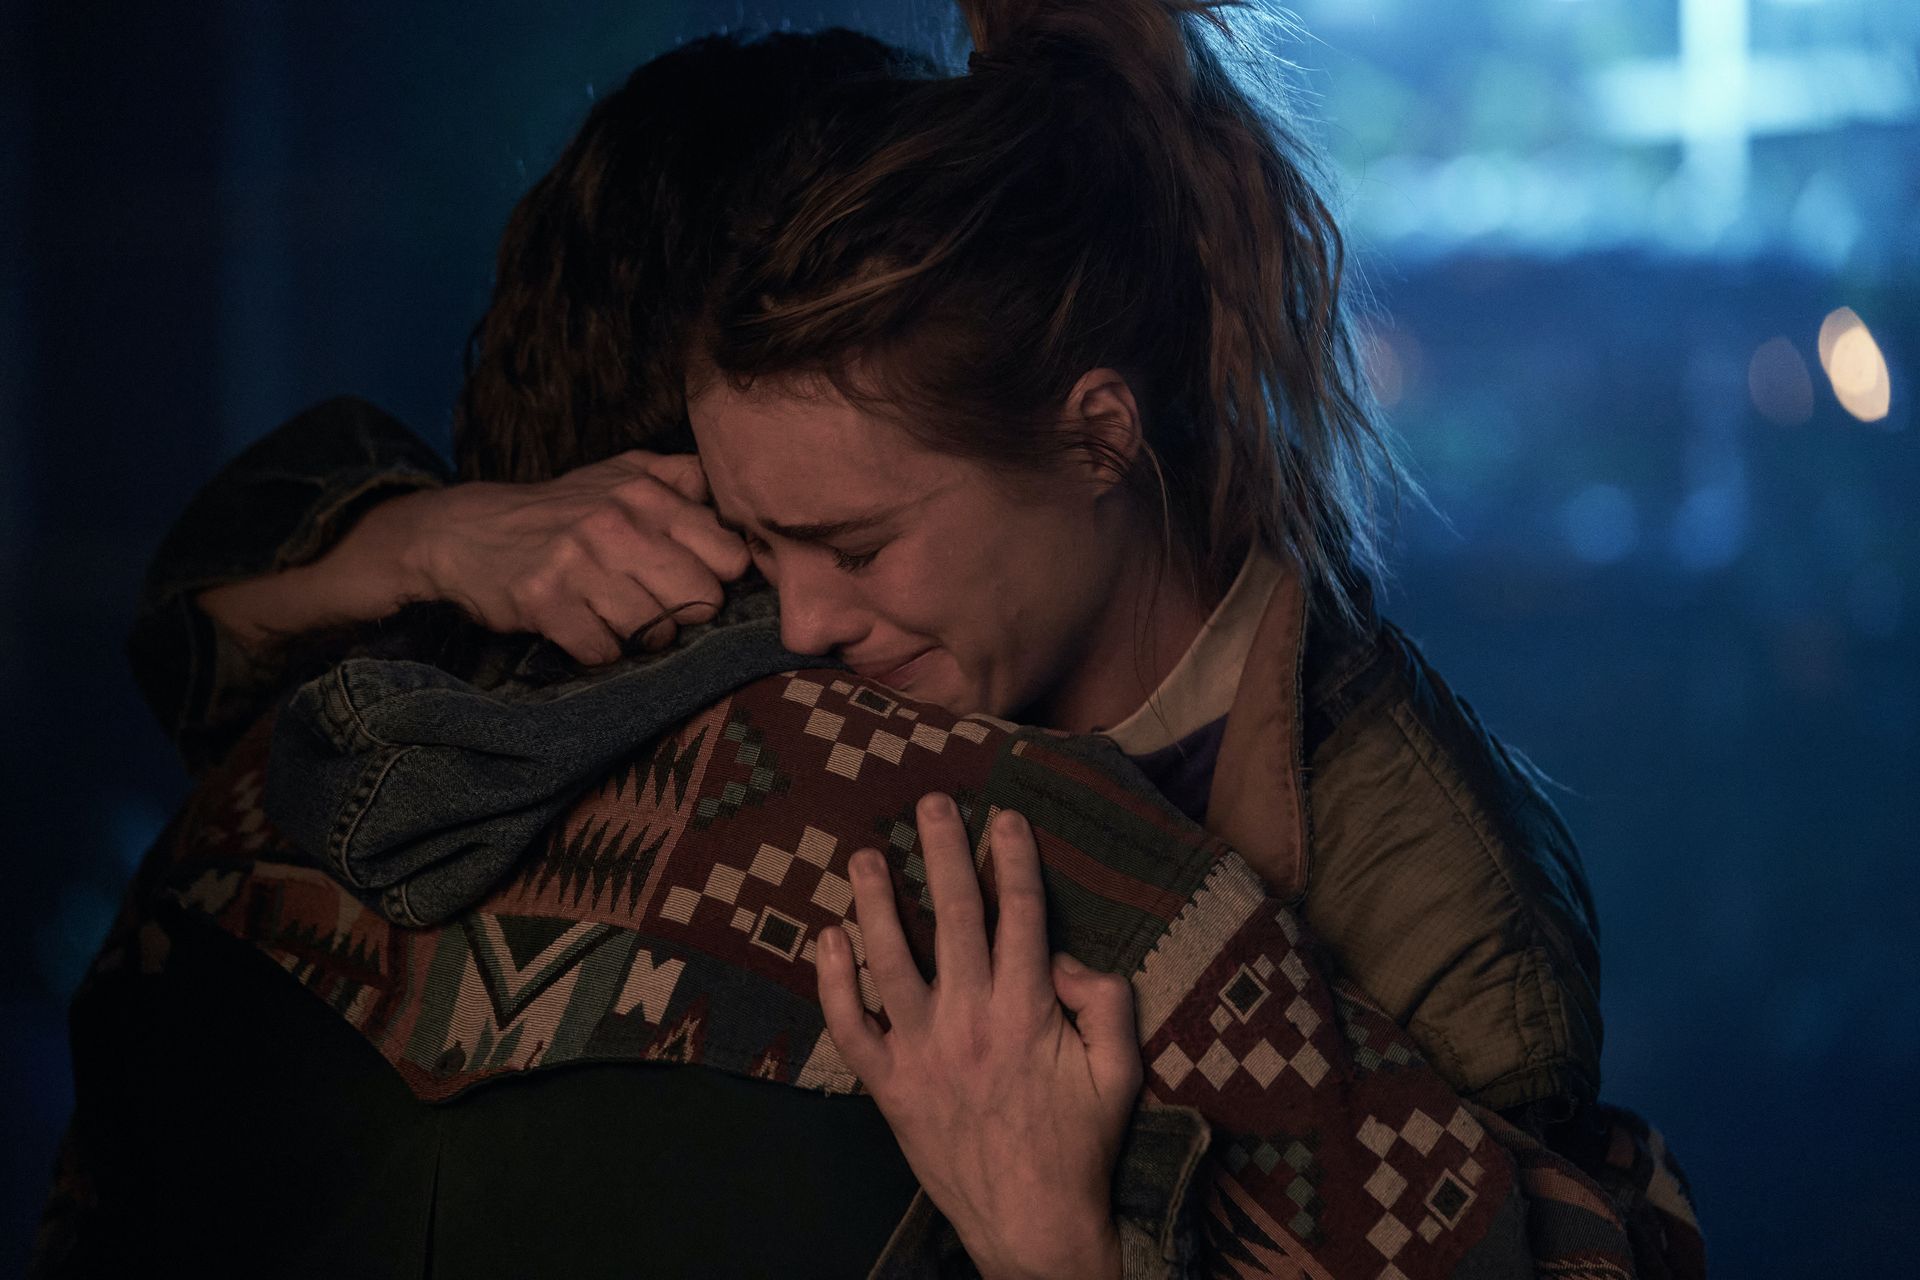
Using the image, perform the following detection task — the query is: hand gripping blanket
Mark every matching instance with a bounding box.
[69,669,1703,1279]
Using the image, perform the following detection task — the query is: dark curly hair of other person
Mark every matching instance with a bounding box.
[453,29,930,483]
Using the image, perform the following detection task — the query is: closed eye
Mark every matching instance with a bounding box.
[743,532,880,575]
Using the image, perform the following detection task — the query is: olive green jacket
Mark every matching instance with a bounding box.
[1211,567,1600,1119]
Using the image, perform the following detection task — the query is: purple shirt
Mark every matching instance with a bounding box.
[1123,713,1229,827]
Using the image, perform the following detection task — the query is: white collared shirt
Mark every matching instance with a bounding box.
[1098,547,1287,756]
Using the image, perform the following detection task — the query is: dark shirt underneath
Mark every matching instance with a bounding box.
[66,910,920,1280]
[1121,715,1229,827]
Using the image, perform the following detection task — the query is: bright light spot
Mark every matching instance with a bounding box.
[1562,484,1639,564]
[1817,307,1892,423]
[1747,336,1814,425]
[1670,482,1748,571]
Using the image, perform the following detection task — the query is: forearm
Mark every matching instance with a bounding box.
[128,395,452,772]
[196,487,440,651]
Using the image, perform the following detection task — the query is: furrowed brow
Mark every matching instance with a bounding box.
[717,508,900,545]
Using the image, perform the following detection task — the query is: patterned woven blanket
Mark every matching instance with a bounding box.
[88,668,1703,1278]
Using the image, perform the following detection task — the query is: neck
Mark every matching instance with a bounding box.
[1024,537,1220,736]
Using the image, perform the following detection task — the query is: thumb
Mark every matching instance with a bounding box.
[1052,953,1142,1096]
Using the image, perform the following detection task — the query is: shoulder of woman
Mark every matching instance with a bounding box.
[1298,609,1603,1116]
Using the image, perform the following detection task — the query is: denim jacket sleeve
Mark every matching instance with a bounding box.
[265,613,813,927]
[126,396,453,777]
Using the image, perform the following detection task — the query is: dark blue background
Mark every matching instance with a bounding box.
[5,1,1915,1273]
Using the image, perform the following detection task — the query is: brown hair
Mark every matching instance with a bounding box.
[304,32,927,689]
[453,29,927,483]
[701,0,1402,624]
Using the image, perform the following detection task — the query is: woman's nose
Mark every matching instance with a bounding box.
[774,552,869,657]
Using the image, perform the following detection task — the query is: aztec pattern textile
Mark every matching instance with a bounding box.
[82,669,1703,1279]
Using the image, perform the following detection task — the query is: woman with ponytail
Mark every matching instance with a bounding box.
[685,0,1604,1261]
[104,3,1636,1274]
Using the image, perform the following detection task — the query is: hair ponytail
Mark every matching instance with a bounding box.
[706,0,1403,626]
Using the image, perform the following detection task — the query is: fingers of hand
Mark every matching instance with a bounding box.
[442,461,740,646]
[638,452,711,505]
[1051,954,1144,1099]
[987,809,1053,1003]
[580,579,679,654]
[631,457,754,581]
[599,475,747,598]
[540,602,628,668]
[816,924,887,1080]
[848,847,929,1032]
[916,793,991,993]
[507,539,671,661]
[616,540,727,631]
[513,564,667,662]
[667,504,753,583]
[521,507,725,648]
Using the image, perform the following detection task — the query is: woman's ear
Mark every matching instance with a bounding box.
[1063,368,1144,494]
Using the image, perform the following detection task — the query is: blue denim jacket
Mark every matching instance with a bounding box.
[269,616,813,925]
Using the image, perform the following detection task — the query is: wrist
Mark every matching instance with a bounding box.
[345,486,445,606]
[971,1211,1123,1280]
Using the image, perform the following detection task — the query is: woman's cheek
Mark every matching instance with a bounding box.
[877,550,943,622]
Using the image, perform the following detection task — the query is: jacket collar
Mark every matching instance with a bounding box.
[1204,560,1312,902]
[1099,549,1288,756]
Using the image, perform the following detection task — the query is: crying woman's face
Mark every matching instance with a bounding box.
[688,373,1134,726]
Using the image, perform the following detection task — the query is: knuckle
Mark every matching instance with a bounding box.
[541,535,590,574]
[576,508,632,545]
[621,472,677,507]
[512,573,561,612]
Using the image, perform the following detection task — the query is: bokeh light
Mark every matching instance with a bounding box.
[1747,336,1814,425]
[1817,307,1892,423]
[1670,482,1748,572]
[1562,483,1639,565]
